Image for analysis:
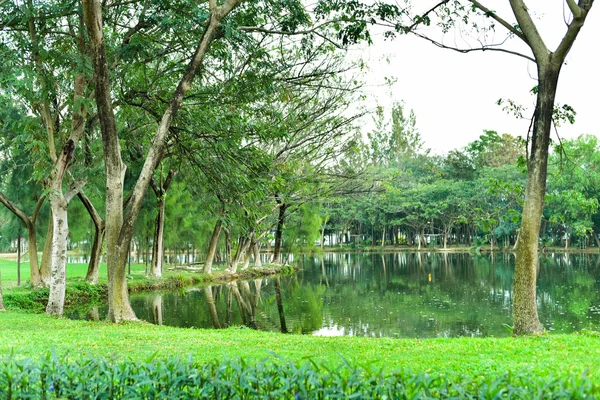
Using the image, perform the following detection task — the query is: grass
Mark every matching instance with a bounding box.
[0,258,150,288]
[0,311,599,384]
[2,254,600,396]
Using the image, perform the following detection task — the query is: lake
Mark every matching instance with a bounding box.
[70,252,600,338]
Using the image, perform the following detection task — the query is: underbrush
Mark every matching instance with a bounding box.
[4,282,106,313]
[0,354,596,399]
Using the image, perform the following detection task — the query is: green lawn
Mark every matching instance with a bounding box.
[0,311,599,383]
[2,254,600,394]
[0,257,152,288]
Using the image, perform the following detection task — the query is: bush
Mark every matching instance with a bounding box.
[0,354,597,399]
[4,283,105,313]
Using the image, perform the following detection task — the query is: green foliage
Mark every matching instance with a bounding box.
[0,354,597,399]
[4,283,105,313]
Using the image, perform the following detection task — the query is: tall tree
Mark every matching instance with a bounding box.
[320,0,596,335]
[82,0,243,321]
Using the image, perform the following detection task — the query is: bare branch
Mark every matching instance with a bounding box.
[238,20,342,36]
[412,31,535,62]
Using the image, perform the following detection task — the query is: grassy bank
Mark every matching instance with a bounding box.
[0,258,295,312]
[1,312,599,379]
[0,312,599,397]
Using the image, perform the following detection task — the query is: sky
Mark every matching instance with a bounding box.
[354,1,600,154]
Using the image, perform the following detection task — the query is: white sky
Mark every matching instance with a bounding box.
[354,1,600,154]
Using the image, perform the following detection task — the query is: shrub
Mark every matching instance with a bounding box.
[0,354,597,399]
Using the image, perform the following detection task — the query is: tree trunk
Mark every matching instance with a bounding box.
[83,0,242,322]
[593,231,600,248]
[513,67,559,336]
[320,216,328,249]
[228,235,251,273]
[381,225,386,248]
[272,200,287,264]
[443,227,448,250]
[78,192,105,284]
[85,223,104,285]
[204,208,224,274]
[0,192,45,287]
[46,195,69,316]
[149,170,176,278]
[152,295,163,325]
[253,241,262,268]
[40,217,53,286]
[150,197,166,278]
[46,71,86,316]
[204,286,221,328]
[17,233,21,286]
[274,276,288,333]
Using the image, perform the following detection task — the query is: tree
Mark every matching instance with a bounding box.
[320,0,596,335]
[83,0,245,321]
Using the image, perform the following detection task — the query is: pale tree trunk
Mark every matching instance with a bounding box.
[149,170,176,278]
[0,193,45,287]
[83,0,243,322]
[78,192,105,284]
[228,234,252,273]
[252,241,262,268]
[204,205,225,274]
[152,295,163,325]
[40,217,53,286]
[381,224,386,248]
[443,228,448,249]
[46,73,87,316]
[204,286,221,328]
[241,251,251,271]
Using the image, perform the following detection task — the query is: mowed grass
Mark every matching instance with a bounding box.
[0,311,599,383]
[0,257,169,288]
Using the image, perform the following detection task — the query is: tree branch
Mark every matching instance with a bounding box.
[566,0,582,18]
[412,31,535,62]
[508,0,549,62]
[554,2,592,63]
[468,0,527,43]
[65,180,86,203]
[0,192,31,227]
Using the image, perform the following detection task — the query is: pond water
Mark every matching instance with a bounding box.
[69,252,600,338]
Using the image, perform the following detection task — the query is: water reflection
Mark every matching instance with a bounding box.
[69,252,600,338]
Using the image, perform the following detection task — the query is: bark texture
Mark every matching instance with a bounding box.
[504,0,593,335]
[46,71,87,316]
